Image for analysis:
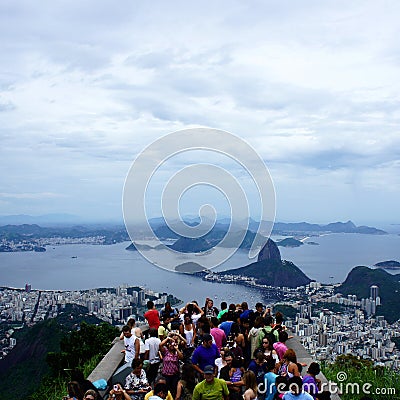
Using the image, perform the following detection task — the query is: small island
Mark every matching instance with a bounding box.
[125,242,154,251]
[276,237,303,247]
[374,260,400,270]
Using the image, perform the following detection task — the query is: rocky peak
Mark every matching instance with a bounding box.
[257,238,282,263]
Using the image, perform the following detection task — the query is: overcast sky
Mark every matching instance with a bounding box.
[1,1,399,226]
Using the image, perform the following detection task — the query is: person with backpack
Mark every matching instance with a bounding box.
[272,313,285,333]
[257,316,279,349]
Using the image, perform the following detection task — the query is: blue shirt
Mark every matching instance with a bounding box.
[191,344,220,371]
[264,371,277,400]
[219,321,234,337]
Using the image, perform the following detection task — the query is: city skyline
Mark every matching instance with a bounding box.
[1,1,400,226]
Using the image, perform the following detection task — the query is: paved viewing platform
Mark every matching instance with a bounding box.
[88,326,341,399]
[289,333,341,400]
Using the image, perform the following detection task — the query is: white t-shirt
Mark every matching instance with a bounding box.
[180,312,202,326]
[144,336,161,364]
[124,334,138,364]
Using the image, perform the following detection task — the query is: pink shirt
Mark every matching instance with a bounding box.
[211,327,226,351]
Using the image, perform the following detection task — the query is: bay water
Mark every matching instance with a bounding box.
[0,233,399,303]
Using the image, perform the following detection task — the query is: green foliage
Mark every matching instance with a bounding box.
[323,354,400,400]
[27,375,66,400]
[0,318,65,400]
[0,306,118,400]
[273,304,297,319]
[29,322,118,400]
[82,354,103,378]
[49,321,119,374]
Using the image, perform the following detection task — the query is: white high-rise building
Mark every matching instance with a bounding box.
[370,285,379,301]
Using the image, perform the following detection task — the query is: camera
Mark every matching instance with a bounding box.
[113,384,119,391]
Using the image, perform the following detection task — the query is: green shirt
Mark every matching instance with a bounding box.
[193,378,229,400]
[257,326,279,348]
[217,309,228,321]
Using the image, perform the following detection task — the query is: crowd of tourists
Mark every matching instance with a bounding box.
[65,298,335,400]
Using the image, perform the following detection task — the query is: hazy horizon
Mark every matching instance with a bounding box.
[0,212,399,232]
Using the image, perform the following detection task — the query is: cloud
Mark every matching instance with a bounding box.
[0,0,399,223]
[0,192,66,199]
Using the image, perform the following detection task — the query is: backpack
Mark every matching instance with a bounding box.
[261,328,277,346]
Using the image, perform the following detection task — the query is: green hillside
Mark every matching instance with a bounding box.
[0,304,111,400]
[336,266,400,323]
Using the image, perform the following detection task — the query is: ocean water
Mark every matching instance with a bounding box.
[278,233,400,283]
[0,242,264,304]
[0,233,399,303]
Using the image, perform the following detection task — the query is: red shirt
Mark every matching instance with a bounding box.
[144,309,160,329]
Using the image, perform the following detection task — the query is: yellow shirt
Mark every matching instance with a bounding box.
[145,390,174,400]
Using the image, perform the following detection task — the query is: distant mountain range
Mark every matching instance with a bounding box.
[0,214,386,235]
[149,218,386,237]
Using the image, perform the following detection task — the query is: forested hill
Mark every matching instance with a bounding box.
[0,304,107,400]
[336,266,400,323]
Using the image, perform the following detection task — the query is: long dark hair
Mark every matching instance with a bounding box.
[181,363,196,392]
[68,381,84,400]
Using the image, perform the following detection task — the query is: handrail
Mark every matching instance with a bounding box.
[87,323,149,396]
